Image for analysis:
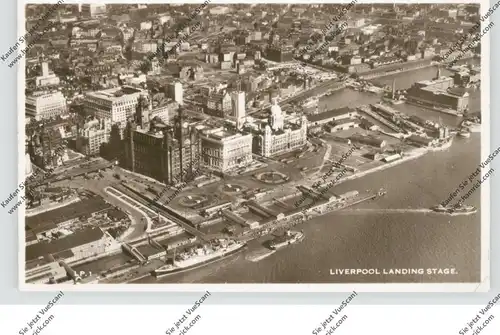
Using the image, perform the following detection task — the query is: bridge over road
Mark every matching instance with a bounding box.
[115,184,211,243]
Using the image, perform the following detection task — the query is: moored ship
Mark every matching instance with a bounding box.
[430,135,454,152]
[153,239,246,277]
[269,230,305,250]
[461,120,481,133]
[364,85,384,94]
[431,202,477,216]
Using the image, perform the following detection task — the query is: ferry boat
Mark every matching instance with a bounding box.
[430,135,453,152]
[269,230,305,250]
[458,129,471,138]
[431,203,477,216]
[152,240,246,277]
[461,120,481,133]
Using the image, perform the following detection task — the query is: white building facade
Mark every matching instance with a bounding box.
[26,91,67,120]
[83,86,149,128]
[200,128,253,172]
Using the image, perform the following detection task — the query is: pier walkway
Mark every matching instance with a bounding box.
[357,105,403,133]
[116,184,211,243]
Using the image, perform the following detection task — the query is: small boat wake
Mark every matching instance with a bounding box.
[246,250,276,262]
[336,208,433,214]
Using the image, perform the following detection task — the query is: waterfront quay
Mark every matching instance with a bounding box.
[240,191,383,244]
[53,170,387,284]
[119,190,384,283]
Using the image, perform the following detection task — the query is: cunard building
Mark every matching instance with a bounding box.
[199,127,253,173]
[123,97,201,185]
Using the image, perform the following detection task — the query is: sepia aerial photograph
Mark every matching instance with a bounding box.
[17,2,488,289]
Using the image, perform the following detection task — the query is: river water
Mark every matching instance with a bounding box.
[136,60,483,284]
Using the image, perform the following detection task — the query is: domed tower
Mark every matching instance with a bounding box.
[269,98,284,131]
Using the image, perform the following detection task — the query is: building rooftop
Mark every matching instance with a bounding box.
[25,255,54,271]
[331,118,359,126]
[307,107,355,123]
[85,86,144,101]
[26,91,66,103]
[156,232,195,246]
[28,222,58,236]
[200,127,245,141]
[26,231,38,243]
[26,197,112,231]
[421,85,469,97]
[26,227,105,262]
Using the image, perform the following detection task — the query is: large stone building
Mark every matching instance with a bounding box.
[26,91,67,120]
[206,91,232,117]
[80,4,107,18]
[251,101,308,157]
[76,118,112,155]
[26,227,118,265]
[406,70,470,113]
[25,227,119,284]
[266,45,294,62]
[82,86,149,128]
[200,127,253,172]
[124,106,201,185]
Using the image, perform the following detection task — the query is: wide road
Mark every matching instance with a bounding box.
[114,184,211,242]
[52,171,148,241]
